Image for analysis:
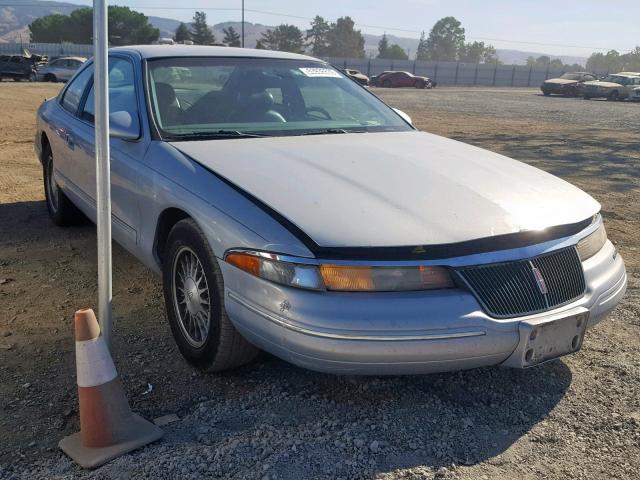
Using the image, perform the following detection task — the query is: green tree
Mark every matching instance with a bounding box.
[306,15,331,56]
[190,11,215,45]
[377,33,389,58]
[257,24,305,53]
[458,41,499,64]
[416,31,429,61]
[29,6,158,45]
[621,47,640,71]
[223,26,241,47]
[384,44,408,60]
[326,16,365,58]
[29,13,69,43]
[526,55,582,70]
[586,50,624,72]
[108,6,159,45]
[424,16,465,61]
[174,22,191,43]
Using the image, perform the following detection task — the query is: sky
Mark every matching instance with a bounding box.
[72,0,638,57]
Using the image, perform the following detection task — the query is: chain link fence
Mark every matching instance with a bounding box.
[0,43,609,87]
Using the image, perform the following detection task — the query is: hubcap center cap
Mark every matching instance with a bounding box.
[184,277,200,315]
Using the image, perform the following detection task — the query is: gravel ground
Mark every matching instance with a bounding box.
[0,85,638,480]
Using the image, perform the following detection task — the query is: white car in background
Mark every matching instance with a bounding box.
[582,73,640,101]
[36,56,87,82]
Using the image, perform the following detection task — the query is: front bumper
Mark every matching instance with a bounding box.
[221,241,626,375]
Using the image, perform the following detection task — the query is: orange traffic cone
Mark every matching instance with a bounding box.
[59,309,163,469]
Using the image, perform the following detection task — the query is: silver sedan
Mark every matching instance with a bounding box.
[35,46,627,374]
[36,56,87,82]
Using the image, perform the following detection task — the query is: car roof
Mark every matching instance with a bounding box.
[109,45,320,62]
[52,56,87,62]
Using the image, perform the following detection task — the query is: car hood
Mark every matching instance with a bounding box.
[584,81,621,88]
[544,78,577,85]
[171,131,599,248]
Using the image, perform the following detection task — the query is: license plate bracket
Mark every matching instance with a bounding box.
[502,308,589,368]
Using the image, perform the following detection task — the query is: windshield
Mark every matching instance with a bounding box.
[146,57,412,139]
[601,75,625,84]
[560,73,582,80]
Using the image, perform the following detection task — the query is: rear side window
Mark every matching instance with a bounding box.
[60,66,93,115]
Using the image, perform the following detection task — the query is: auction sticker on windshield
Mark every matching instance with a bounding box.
[299,67,342,78]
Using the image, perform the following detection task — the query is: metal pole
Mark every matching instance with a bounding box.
[241,0,245,48]
[93,0,112,347]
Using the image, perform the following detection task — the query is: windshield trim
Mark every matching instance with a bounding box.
[144,56,415,142]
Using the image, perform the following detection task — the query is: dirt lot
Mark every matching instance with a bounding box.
[0,85,638,480]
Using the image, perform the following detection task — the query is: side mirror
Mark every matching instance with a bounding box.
[393,108,413,125]
[109,111,140,141]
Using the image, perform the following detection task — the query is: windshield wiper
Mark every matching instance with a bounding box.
[300,128,366,136]
[165,130,270,141]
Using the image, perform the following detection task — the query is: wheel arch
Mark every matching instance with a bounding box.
[40,132,51,163]
[153,207,193,267]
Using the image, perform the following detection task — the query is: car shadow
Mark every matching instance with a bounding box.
[124,354,572,479]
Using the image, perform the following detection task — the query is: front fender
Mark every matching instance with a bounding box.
[137,141,313,271]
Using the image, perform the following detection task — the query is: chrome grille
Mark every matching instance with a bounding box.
[456,247,586,318]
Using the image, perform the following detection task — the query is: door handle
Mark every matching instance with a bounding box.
[65,133,75,150]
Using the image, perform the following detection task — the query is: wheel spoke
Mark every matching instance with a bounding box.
[172,246,213,348]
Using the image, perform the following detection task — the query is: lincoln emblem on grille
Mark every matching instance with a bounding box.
[530,264,548,295]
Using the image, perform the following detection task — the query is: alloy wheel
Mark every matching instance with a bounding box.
[172,246,211,348]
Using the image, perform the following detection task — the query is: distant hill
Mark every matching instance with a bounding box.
[0,0,587,66]
[0,0,81,41]
[494,49,586,67]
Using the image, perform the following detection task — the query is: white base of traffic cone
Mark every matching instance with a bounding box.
[59,413,163,469]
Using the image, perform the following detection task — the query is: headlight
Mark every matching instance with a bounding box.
[225,251,324,291]
[576,223,607,261]
[224,251,455,292]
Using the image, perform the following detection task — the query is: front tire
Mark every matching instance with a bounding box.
[44,73,57,83]
[162,219,259,372]
[42,145,84,226]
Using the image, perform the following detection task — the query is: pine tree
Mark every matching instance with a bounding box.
[325,17,365,58]
[190,11,215,45]
[306,15,330,56]
[416,31,428,61]
[174,22,191,43]
[223,26,241,47]
[377,33,389,58]
[258,24,305,53]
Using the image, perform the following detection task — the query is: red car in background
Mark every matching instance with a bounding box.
[371,71,436,89]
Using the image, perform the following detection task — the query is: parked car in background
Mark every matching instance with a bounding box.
[341,68,369,86]
[630,87,640,101]
[369,71,394,85]
[36,56,87,82]
[36,45,626,375]
[0,54,37,81]
[371,71,435,89]
[540,72,598,96]
[581,73,640,100]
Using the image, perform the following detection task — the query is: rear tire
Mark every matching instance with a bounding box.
[607,91,619,101]
[382,79,392,88]
[42,145,85,226]
[45,73,57,83]
[162,218,259,372]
